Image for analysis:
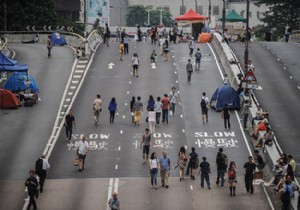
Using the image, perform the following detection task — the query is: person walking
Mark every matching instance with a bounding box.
[108,192,120,210]
[149,152,159,189]
[199,157,211,189]
[25,170,39,210]
[123,34,129,55]
[200,92,209,123]
[133,96,143,125]
[104,23,111,47]
[121,28,126,42]
[161,94,170,124]
[77,135,90,171]
[188,38,195,57]
[148,108,156,134]
[116,25,121,42]
[130,96,136,123]
[186,59,193,84]
[137,25,142,42]
[108,97,118,123]
[159,151,171,188]
[177,146,188,181]
[284,24,291,43]
[93,94,102,125]
[243,156,256,194]
[221,104,231,129]
[154,97,162,126]
[216,151,227,188]
[242,100,251,130]
[147,95,155,111]
[132,52,139,77]
[228,161,237,196]
[119,41,124,60]
[168,87,178,116]
[65,109,76,141]
[140,128,151,163]
[281,180,293,210]
[162,39,169,61]
[188,147,199,180]
[47,35,52,58]
[35,155,50,193]
[194,48,202,71]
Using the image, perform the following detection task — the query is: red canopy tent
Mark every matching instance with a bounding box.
[175,9,208,23]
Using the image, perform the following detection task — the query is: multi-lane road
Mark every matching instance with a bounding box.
[1,38,299,210]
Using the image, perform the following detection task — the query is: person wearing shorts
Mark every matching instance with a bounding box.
[140,128,151,163]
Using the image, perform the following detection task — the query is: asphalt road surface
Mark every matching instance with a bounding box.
[230,41,300,176]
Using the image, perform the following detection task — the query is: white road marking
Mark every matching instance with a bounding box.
[122,115,125,119]
[78,60,88,64]
[71,80,79,84]
[277,58,280,61]
[178,102,182,106]
[126,91,130,94]
[125,103,128,106]
[298,86,300,90]
[190,185,193,191]
[115,165,118,170]
[173,63,176,65]
[68,92,73,95]
[184,145,187,149]
[70,86,76,89]
[114,178,119,194]
[182,129,185,133]
[73,75,81,78]
[290,76,293,79]
[120,130,123,134]
[76,65,86,68]
[60,112,65,115]
[180,114,183,118]
[106,178,113,210]
[118,146,121,151]
[75,70,84,73]
[129,81,132,84]
[174,71,177,74]
[66,98,71,102]
[283,67,287,70]
[176,80,178,83]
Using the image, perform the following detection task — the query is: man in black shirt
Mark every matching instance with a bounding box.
[65,110,76,141]
[25,170,38,210]
[222,104,230,129]
[199,157,211,189]
[243,156,257,194]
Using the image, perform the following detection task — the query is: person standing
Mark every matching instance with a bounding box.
[132,52,139,77]
[242,99,251,130]
[140,128,151,163]
[154,97,162,126]
[47,35,52,58]
[281,180,293,210]
[200,92,209,123]
[35,155,50,193]
[147,95,155,111]
[123,34,129,55]
[172,23,179,44]
[216,152,227,188]
[161,94,170,124]
[228,161,237,196]
[119,41,124,60]
[243,156,256,194]
[121,28,126,42]
[65,109,76,141]
[159,151,171,188]
[168,87,178,116]
[104,23,111,47]
[285,24,291,43]
[194,48,202,71]
[25,170,38,210]
[221,104,231,129]
[148,108,156,134]
[108,97,118,123]
[77,135,90,171]
[133,96,143,125]
[177,146,188,181]
[162,39,169,61]
[199,157,211,189]
[149,152,159,189]
[108,192,120,210]
[188,147,199,180]
[93,94,102,125]
[188,38,195,57]
[116,25,121,42]
[130,96,136,123]
[137,25,142,42]
[186,59,193,84]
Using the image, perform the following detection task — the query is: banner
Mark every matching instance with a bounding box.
[87,0,110,27]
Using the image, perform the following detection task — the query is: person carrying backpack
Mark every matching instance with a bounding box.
[186,59,193,84]
[200,92,209,123]
[228,161,237,196]
[194,48,202,71]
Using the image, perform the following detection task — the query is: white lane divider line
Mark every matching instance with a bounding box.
[66,98,71,102]
[176,80,178,83]
[182,129,185,133]
[120,130,123,134]
[60,112,65,115]
[125,103,128,106]
[114,178,119,194]
[190,185,193,191]
[180,114,183,118]
[73,75,82,78]
[70,86,76,89]
[174,71,177,74]
[115,165,118,170]
[184,145,187,149]
[75,70,84,73]
[76,65,86,68]
[78,60,88,64]
[71,80,79,84]
[129,81,132,84]
[68,92,73,96]
[173,63,176,66]
[126,91,130,94]
[122,115,125,119]
[63,105,68,108]
[106,178,114,210]
[118,146,121,151]
[178,102,182,106]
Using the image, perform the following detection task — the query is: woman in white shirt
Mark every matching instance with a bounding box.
[149,152,160,188]
[148,108,156,134]
[154,97,163,126]
[132,52,139,77]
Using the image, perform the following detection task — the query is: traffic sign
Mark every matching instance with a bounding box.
[243,69,257,82]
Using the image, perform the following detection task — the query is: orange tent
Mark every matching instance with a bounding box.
[0,89,21,109]
[175,9,208,23]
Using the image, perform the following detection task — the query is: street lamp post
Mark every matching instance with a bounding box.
[181,0,184,15]
[222,0,226,38]
[146,10,150,26]
[195,0,197,13]
[4,0,7,31]
[208,0,211,25]
[244,0,250,70]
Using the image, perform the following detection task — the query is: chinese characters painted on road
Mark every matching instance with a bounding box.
[194,131,238,148]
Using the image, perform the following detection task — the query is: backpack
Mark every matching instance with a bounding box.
[35,158,43,174]
[228,168,236,179]
[187,63,193,72]
[201,98,207,108]
[195,52,202,60]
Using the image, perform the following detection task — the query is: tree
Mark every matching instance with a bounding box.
[126,5,147,27]
[255,0,300,39]
[149,10,173,27]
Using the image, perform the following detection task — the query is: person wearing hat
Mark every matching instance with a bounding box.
[188,37,195,57]
[186,59,193,84]
[194,48,202,71]
[243,156,257,194]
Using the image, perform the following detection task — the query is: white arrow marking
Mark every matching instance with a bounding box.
[108,63,115,69]
[48,26,52,30]
[32,26,36,31]
[43,25,47,31]
[26,26,30,31]
[56,25,60,30]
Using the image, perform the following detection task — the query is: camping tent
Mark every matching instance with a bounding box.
[4,72,39,93]
[0,52,28,72]
[0,88,21,109]
[51,32,67,46]
[175,9,208,23]
[210,85,240,111]
[219,9,246,22]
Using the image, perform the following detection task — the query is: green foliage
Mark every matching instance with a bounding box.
[126,5,173,27]
[255,0,300,38]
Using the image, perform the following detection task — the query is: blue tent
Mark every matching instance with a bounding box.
[0,52,28,72]
[51,32,67,46]
[210,85,240,111]
[4,72,39,93]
